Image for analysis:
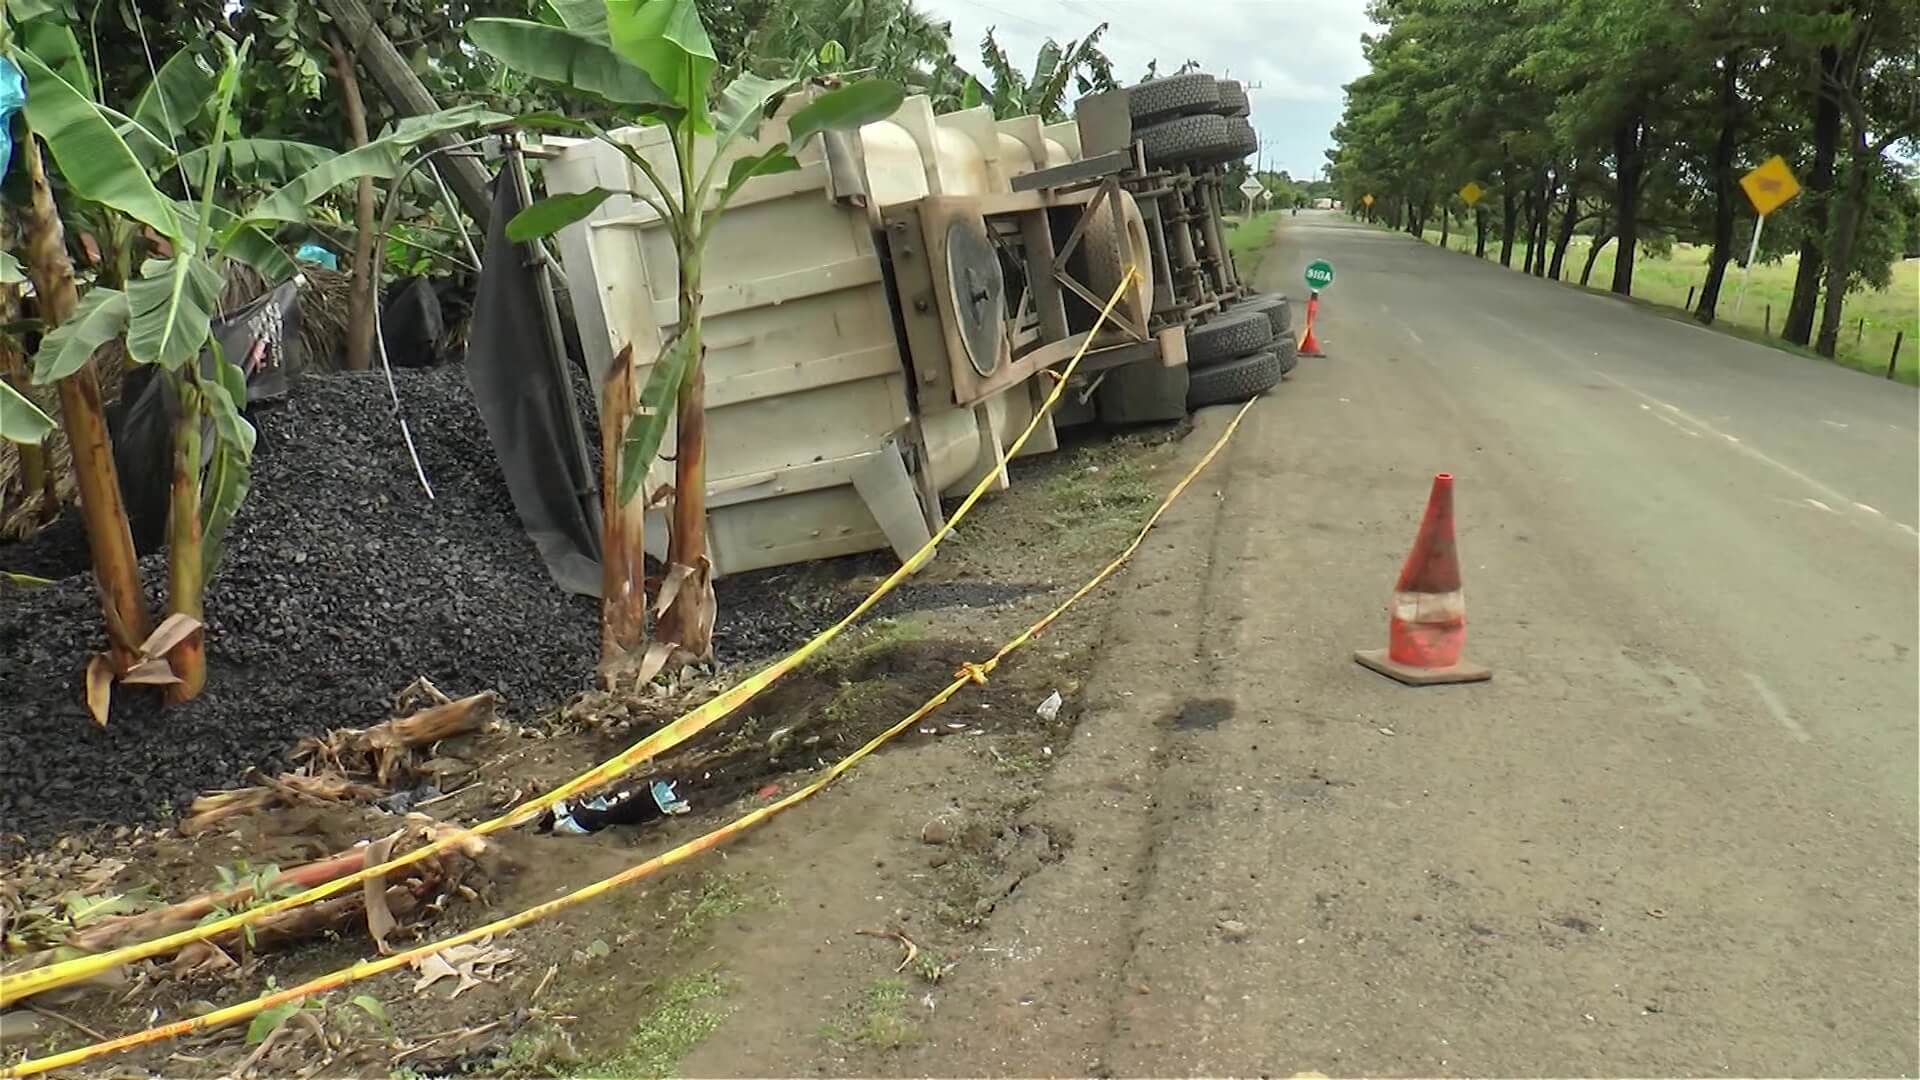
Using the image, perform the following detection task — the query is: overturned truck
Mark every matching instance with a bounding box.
[538,71,1288,580]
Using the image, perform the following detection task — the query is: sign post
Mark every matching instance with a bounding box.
[1299,259,1334,356]
[1734,156,1802,317]
[1238,177,1267,219]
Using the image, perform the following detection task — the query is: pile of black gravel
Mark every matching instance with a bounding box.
[0,366,602,850]
[0,365,1051,852]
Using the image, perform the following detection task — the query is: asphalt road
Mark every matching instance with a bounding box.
[891,211,1920,1076]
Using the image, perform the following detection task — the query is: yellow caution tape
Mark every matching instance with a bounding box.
[2,391,1254,1080]
[0,269,1141,1009]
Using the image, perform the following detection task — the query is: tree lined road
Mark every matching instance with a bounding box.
[886,211,1918,1076]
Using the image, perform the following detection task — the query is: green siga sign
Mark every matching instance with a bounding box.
[1303,259,1335,291]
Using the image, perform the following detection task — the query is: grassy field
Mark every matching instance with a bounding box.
[1414,225,1919,384]
[1227,212,1279,280]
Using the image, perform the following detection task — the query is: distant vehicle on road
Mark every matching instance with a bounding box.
[1312,197,1333,209]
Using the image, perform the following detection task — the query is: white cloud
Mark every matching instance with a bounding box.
[915,0,1379,179]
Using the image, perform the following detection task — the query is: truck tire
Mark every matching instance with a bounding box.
[1097,362,1189,425]
[1136,113,1240,169]
[1078,190,1154,331]
[1129,74,1220,125]
[1216,79,1250,118]
[1231,293,1291,337]
[1224,117,1259,162]
[1188,349,1282,408]
[1186,308,1273,368]
[1273,334,1299,375]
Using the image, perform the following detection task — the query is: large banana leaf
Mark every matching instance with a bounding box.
[240,109,499,227]
[125,257,223,370]
[130,45,213,143]
[468,19,671,106]
[16,51,181,238]
[99,104,174,173]
[379,103,509,145]
[507,187,616,241]
[784,80,906,147]
[547,0,611,38]
[0,251,22,284]
[0,381,56,446]
[712,72,793,145]
[606,0,716,129]
[179,139,332,186]
[17,17,91,100]
[31,287,130,384]
[172,199,296,283]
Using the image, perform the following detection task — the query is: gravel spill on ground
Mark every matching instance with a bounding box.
[0,365,1050,852]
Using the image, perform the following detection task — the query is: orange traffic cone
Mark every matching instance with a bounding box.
[1354,473,1491,685]
[1298,290,1326,356]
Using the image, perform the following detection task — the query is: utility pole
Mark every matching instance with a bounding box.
[315,0,495,229]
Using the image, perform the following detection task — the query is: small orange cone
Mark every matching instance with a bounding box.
[1355,473,1491,686]
[1298,289,1326,356]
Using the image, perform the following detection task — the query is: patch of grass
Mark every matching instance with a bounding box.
[585,971,729,1079]
[668,874,756,941]
[1227,211,1279,279]
[821,678,891,728]
[823,977,917,1051]
[1037,447,1158,556]
[487,1023,577,1078]
[805,616,926,677]
[1414,226,1919,383]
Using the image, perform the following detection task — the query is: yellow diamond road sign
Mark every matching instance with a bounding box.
[1740,156,1801,217]
[1459,181,1484,207]
[1362,193,1376,208]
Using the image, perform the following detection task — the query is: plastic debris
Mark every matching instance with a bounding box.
[537,780,690,835]
[1036,690,1063,722]
[294,242,340,270]
[0,58,23,181]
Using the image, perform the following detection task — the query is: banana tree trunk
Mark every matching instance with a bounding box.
[165,376,206,701]
[18,126,151,665]
[327,32,378,372]
[654,246,715,664]
[599,344,648,686]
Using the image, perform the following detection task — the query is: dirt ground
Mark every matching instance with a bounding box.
[0,418,1196,1078]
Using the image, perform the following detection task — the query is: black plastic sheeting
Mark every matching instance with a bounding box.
[465,173,603,597]
[381,276,446,366]
[110,280,302,553]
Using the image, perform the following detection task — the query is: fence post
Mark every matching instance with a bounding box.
[1857,317,1865,346]
[1764,304,1771,336]
[1890,332,1905,380]
[1685,285,1696,311]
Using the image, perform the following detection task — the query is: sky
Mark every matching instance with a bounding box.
[915,0,1380,181]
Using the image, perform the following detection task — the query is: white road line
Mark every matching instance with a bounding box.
[1855,503,1883,516]
[1592,369,1910,540]
[1822,420,1850,430]
[1804,498,1837,514]
[1407,327,1425,346]
[1744,673,1811,743]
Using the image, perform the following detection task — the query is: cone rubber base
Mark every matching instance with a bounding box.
[1299,333,1325,357]
[1354,648,1491,686]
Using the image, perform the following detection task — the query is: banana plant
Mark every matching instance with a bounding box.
[469,0,904,685]
[5,11,501,710]
[976,24,1116,122]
